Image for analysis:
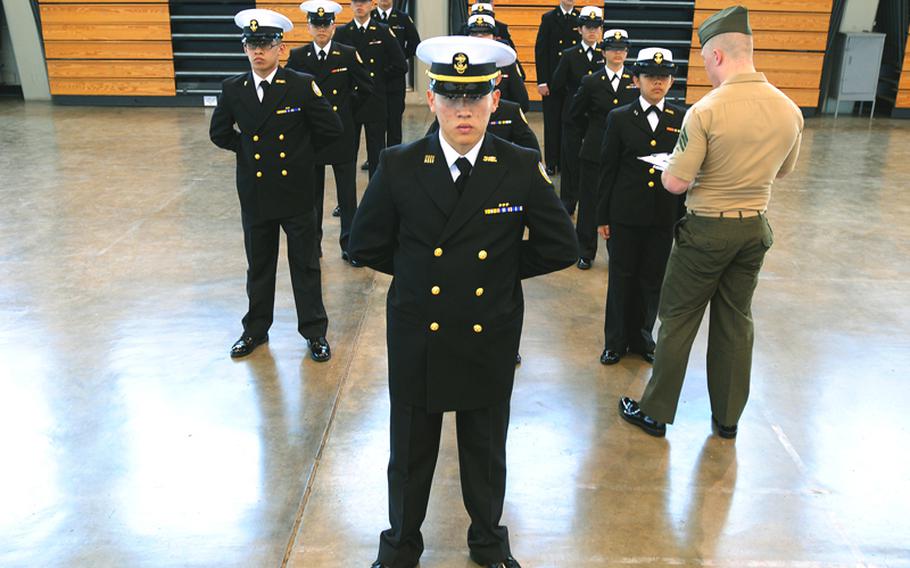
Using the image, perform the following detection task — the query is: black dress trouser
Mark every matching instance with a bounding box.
[378,399,512,568]
[559,118,582,215]
[576,157,601,259]
[240,209,328,339]
[355,120,387,178]
[542,92,563,171]
[604,222,673,355]
[314,161,357,253]
[386,89,406,147]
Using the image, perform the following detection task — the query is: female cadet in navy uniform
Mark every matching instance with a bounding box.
[209,9,343,361]
[596,48,686,366]
[286,0,373,263]
[349,36,577,568]
[569,29,638,269]
[549,6,605,215]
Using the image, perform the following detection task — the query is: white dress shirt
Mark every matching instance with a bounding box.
[438,132,484,182]
[605,66,623,92]
[314,40,332,60]
[639,96,665,132]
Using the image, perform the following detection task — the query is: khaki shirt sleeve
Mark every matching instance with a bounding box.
[777,129,802,178]
[666,107,707,182]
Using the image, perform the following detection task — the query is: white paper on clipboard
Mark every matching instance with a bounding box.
[637,153,671,172]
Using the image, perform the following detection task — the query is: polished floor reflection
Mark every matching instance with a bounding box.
[0,99,908,568]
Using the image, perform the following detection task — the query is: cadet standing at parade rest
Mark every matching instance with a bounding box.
[209,9,343,361]
[371,0,420,148]
[570,28,638,269]
[618,5,804,439]
[348,36,578,568]
[286,0,373,265]
[595,48,685,366]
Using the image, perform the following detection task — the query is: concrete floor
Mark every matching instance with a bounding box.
[0,99,908,568]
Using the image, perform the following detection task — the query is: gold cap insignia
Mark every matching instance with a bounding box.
[453,53,468,75]
[614,31,623,41]
[654,52,664,64]
[317,7,325,16]
[250,19,259,32]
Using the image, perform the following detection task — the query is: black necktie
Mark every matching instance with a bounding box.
[318,50,326,62]
[259,80,270,102]
[359,25,366,34]
[646,106,661,116]
[454,157,472,195]
[586,47,593,60]
[381,12,388,22]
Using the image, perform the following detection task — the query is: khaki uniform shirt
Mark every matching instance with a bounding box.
[667,72,804,214]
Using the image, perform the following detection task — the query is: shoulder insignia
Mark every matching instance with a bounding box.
[355,51,363,64]
[312,81,323,97]
[389,28,397,37]
[665,108,675,115]
[275,78,286,84]
[519,108,528,125]
[424,154,435,164]
[622,74,630,79]
[516,66,523,79]
[408,15,414,23]
[601,75,605,81]
[482,155,497,163]
[332,50,341,56]
[244,80,249,87]
[538,162,552,184]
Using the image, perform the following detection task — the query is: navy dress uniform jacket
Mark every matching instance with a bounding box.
[348,134,578,412]
[550,44,605,119]
[570,66,639,162]
[372,8,420,91]
[209,66,344,220]
[333,20,407,123]
[426,100,540,157]
[596,102,687,227]
[497,62,530,112]
[286,42,374,164]
[534,7,580,86]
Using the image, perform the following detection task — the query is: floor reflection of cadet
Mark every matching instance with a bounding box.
[209,9,343,361]
[371,0,420,147]
[534,0,580,175]
[595,48,685,366]
[618,7,803,439]
[286,1,373,265]
[465,13,529,112]
[334,0,407,178]
[349,36,577,568]
[570,29,638,269]
[550,6,604,215]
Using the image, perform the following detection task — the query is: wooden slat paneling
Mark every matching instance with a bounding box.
[47,60,174,79]
[49,78,176,96]
[691,30,827,51]
[694,0,832,12]
[39,1,175,97]
[694,10,830,32]
[897,90,910,108]
[44,40,173,60]
[686,85,818,106]
[897,25,910,108]
[689,49,824,71]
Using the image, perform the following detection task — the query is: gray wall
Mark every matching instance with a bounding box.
[1,8,20,86]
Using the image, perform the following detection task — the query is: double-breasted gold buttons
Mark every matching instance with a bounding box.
[279,134,285,141]
[253,135,260,142]
[475,288,484,297]
[256,171,263,178]
[434,247,443,257]
[430,322,440,332]
[477,250,488,260]
[648,181,655,188]
[650,139,657,147]
[282,170,288,177]
[431,286,440,296]
[280,152,286,158]
[254,153,261,160]
[473,324,483,333]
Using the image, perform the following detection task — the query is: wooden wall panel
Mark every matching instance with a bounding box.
[38,1,175,97]
[686,0,833,108]
[897,25,910,110]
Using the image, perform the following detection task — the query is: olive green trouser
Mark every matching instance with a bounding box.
[639,213,774,426]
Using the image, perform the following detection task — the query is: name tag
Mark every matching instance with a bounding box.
[484,205,524,215]
[331,67,348,74]
[276,107,301,115]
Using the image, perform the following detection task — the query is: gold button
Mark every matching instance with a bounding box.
[649,168,655,174]
[650,140,657,147]
[256,171,262,178]
[282,169,288,176]
[280,152,286,158]
[253,135,259,142]
[429,322,440,332]
[473,324,483,333]
[588,70,592,74]
[431,286,440,296]
[370,72,375,77]
[477,250,488,260]
[254,153,261,160]
[332,105,338,111]
[648,181,655,188]
[332,89,338,95]
[475,287,484,297]
[559,40,563,44]
[613,98,619,104]
[370,58,375,63]
[279,134,285,141]
[434,247,443,257]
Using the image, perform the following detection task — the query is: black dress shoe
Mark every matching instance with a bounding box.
[712,415,738,439]
[306,336,331,362]
[360,160,370,171]
[577,257,592,270]
[341,250,363,267]
[600,349,621,365]
[641,351,655,364]
[618,396,666,437]
[515,353,522,365]
[332,205,341,217]
[230,334,268,358]
[470,551,522,568]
